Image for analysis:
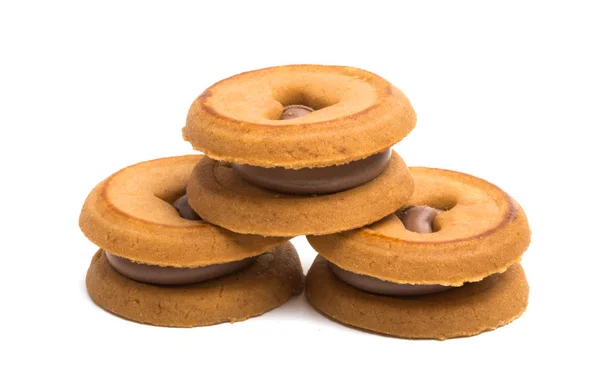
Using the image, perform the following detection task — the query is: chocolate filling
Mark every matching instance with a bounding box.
[232,149,392,195]
[398,205,443,233]
[329,262,452,296]
[280,104,314,120]
[105,251,256,285]
[172,194,202,221]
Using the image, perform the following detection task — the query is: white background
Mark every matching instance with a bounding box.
[1,1,598,376]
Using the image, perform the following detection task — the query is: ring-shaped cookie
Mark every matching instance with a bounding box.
[183,65,416,169]
[87,243,304,327]
[306,256,529,340]
[79,155,288,267]
[187,152,414,237]
[307,167,531,285]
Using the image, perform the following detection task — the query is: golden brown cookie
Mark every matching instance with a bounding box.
[305,255,528,340]
[79,155,287,267]
[307,167,531,285]
[183,64,416,169]
[187,151,414,236]
[87,242,304,327]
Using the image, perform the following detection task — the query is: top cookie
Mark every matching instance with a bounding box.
[307,167,531,286]
[183,65,416,169]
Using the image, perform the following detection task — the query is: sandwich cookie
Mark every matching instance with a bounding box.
[80,155,303,327]
[306,167,531,339]
[183,65,416,236]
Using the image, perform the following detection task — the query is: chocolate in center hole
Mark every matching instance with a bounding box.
[280,104,314,120]
[397,205,442,233]
[172,194,201,221]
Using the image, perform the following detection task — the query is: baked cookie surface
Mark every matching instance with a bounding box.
[87,242,304,327]
[187,152,414,236]
[306,256,528,340]
[183,64,416,168]
[79,155,287,267]
[307,167,531,285]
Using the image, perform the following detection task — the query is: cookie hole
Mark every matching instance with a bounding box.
[395,198,457,234]
[156,189,186,206]
[392,208,441,234]
[267,86,340,120]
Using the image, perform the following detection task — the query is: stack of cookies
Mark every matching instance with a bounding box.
[80,156,303,327]
[183,65,416,237]
[306,168,530,339]
[80,64,530,339]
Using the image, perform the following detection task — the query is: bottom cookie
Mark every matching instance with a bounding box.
[305,256,528,340]
[86,242,304,327]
